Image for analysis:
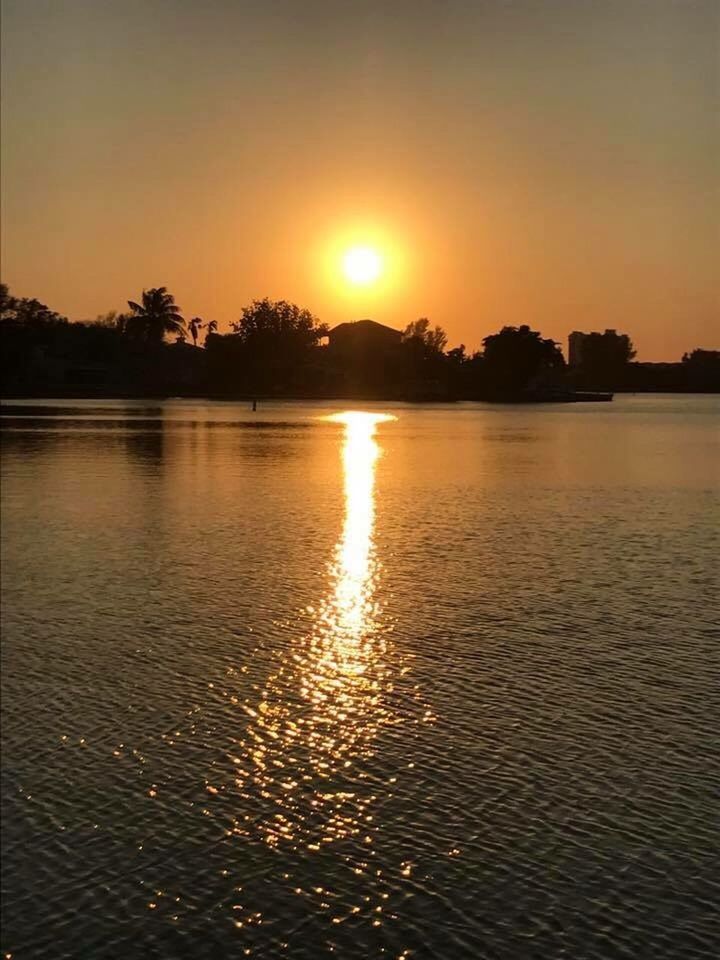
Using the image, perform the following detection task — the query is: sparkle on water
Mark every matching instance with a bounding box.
[231,412,404,854]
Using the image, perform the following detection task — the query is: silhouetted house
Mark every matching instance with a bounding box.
[328,319,402,353]
[327,319,403,396]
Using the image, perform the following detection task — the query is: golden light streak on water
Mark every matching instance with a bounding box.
[230,412,398,852]
[320,411,396,653]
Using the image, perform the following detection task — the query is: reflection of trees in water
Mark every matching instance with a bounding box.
[0,418,167,466]
[190,420,314,462]
[0,426,65,457]
[1,404,164,419]
[123,426,165,466]
[1,405,169,466]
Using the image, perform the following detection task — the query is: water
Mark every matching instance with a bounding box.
[1,396,718,959]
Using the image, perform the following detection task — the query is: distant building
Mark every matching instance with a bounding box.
[326,319,404,397]
[328,319,402,352]
[568,329,631,367]
[568,331,586,367]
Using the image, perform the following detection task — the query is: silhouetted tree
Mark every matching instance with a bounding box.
[231,298,327,345]
[682,348,719,367]
[0,283,68,327]
[204,319,218,344]
[482,325,564,397]
[91,310,132,331]
[188,317,203,346]
[398,318,449,397]
[126,287,185,344]
[221,298,328,394]
[402,317,448,353]
[446,345,467,365]
[680,349,720,391]
[576,330,635,386]
[0,284,132,395]
[444,344,479,399]
[0,283,15,318]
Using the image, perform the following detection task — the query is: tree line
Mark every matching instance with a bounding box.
[1,283,718,398]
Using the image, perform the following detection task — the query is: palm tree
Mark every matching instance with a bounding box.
[126,287,185,344]
[188,317,203,346]
[204,319,218,344]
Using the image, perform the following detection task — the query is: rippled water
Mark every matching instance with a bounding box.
[2,396,719,959]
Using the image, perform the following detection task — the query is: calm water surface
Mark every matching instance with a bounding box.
[1,397,719,959]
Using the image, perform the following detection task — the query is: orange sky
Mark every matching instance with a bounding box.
[1,0,718,360]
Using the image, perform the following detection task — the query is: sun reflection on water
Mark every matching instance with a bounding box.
[230,412,399,851]
[319,411,395,653]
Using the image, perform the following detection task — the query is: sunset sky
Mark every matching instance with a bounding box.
[2,0,717,360]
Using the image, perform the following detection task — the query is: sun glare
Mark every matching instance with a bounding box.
[342,246,382,286]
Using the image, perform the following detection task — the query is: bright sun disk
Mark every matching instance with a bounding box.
[342,247,382,286]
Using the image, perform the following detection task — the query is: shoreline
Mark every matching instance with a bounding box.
[2,389,719,404]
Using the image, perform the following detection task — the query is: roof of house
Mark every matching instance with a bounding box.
[329,319,401,339]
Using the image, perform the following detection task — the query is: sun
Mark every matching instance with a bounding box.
[342,246,382,286]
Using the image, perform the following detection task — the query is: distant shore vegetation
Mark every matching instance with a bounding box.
[1,283,718,399]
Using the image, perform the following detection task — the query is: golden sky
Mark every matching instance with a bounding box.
[1,0,718,360]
